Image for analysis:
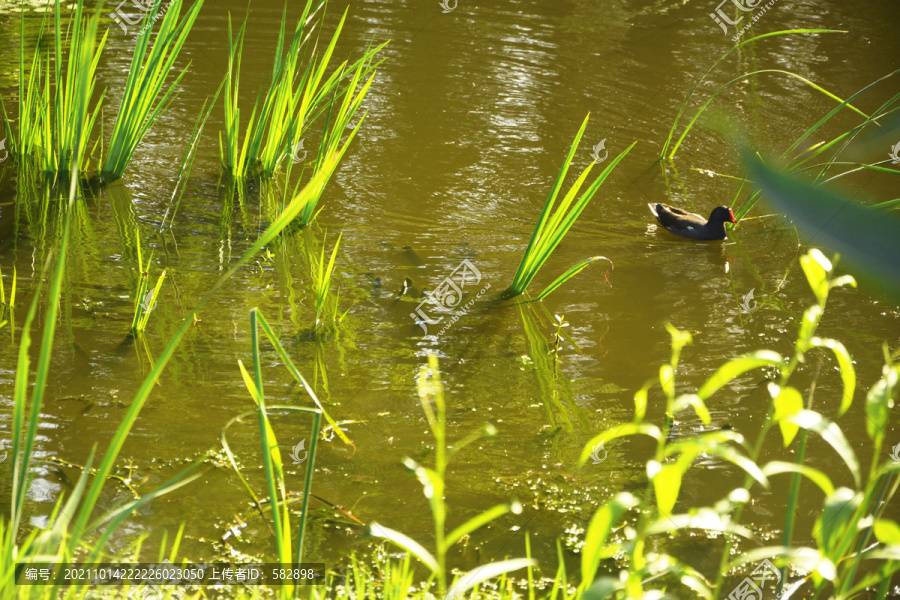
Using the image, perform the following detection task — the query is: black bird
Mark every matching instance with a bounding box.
[648,204,737,240]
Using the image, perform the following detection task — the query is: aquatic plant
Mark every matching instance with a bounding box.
[0,265,15,330]
[1,160,201,600]
[661,30,900,222]
[220,0,385,181]
[2,0,204,182]
[370,354,534,599]
[1,131,360,598]
[221,309,326,597]
[661,30,846,161]
[575,249,900,598]
[2,0,106,177]
[311,231,346,332]
[291,49,381,227]
[129,226,166,336]
[506,114,634,301]
[158,88,222,232]
[101,0,204,182]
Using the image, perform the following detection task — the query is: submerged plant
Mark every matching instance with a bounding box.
[101,0,204,181]
[519,303,587,432]
[576,248,900,598]
[370,354,534,599]
[506,114,634,301]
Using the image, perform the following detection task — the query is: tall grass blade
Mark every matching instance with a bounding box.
[669,69,867,160]
[535,256,613,302]
[160,85,223,231]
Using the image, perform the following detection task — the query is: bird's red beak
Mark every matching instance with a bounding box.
[728,209,737,224]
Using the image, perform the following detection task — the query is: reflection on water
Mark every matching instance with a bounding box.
[1,0,899,587]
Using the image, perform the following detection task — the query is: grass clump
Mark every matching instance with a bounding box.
[507,114,634,301]
[1,0,204,182]
[2,0,106,178]
[101,0,204,182]
[220,0,385,182]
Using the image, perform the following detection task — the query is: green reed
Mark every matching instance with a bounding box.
[129,226,166,335]
[370,354,534,599]
[223,309,324,598]
[2,0,204,182]
[731,73,900,221]
[661,30,848,161]
[507,114,634,300]
[159,86,222,232]
[220,0,385,181]
[0,265,15,330]
[2,0,107,178]
[101,0,204,182]
[311,231,346,332]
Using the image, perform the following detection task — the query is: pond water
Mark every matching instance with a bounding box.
[1,0,899,591]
